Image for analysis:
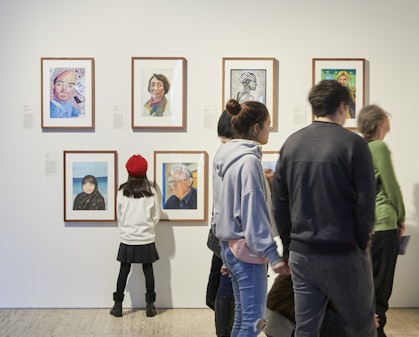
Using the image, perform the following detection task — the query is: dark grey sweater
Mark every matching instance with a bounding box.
[272,121,376,256]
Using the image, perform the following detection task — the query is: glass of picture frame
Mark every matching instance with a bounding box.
[64,150,117,222]
[312,58,366,129]
[131,57,186,130]
[222,57,278,130]
[154,151,207,221]
[41,57,95,129]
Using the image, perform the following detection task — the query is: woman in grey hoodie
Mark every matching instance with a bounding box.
[213,99,289,337]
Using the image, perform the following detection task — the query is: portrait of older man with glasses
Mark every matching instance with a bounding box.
[164,164,197,209]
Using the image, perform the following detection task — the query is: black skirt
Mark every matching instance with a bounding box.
[117,242,159,264]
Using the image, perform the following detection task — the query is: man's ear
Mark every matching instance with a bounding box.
[338,102,348,115]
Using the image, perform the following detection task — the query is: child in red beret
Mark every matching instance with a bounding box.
[110,154,161,318]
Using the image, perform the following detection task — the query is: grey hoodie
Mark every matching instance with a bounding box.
[213,139,282,266]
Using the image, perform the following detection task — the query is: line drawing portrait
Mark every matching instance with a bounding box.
[49,67,86,118]
[161,163,197,210]
[321,68,357,119]
[230,69,266,104]
[72,161,108,210]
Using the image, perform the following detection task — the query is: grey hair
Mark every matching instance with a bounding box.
[169,164,192,179]
[357,104,390,141]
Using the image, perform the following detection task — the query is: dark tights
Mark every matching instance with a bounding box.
[116,262,155,295]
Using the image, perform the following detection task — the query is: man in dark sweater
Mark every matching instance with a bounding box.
[272,80,377,337]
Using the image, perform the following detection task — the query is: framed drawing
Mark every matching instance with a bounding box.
[222,57,278,130]
[64,151,117,222]
[41,57,95,129]
[261,151,280,172]
[312,58,366,129]
[154,151,208,221]
[132,57,186,130]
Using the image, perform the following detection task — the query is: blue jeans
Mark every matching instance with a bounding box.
[289,249,377,337]
[220,241,268,337]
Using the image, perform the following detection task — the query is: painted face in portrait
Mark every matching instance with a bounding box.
[337,73,350,87]
[148,77,165,101]
[53,70,77,102]
[82,181,96,194]
[169,170,192,199]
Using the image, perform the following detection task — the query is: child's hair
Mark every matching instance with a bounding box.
[119,175,154,198]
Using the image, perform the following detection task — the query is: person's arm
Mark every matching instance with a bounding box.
[352,140,376,249]
[272,155,292,258]
[373,141,405,223]
[116,191,123,222]
[151,189,161,224]
[241,159,283,267]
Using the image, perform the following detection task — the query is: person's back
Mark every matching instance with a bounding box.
[272,80,377,337]
[110,154,161,318]
[278,121,375,254]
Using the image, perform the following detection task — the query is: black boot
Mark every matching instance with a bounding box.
[215,296,234,337]
[145,292,157,317]
[110,292,124,317]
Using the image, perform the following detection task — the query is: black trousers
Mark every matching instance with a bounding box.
[371,229,399,337]
[206,253,223,310]
[116,262,155,300]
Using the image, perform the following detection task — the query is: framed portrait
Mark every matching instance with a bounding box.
[64,151,117,222]
[41,57,95,129]
[312,58,366,129]
[222,57,278,130]
[261,151,280,172]
[132,57,186,130]
[154,151,208,222]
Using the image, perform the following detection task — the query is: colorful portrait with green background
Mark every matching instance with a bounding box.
[321,68,357,119]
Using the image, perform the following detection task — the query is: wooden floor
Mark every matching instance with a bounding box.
[0,308,418,337]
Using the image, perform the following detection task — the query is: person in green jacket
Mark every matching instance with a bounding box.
[358,104,406,337]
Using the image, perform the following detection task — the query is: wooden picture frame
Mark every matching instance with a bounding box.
[154,151,208,221]
[64,151,117,222]
[41,57,95,129]
[222,57,278,130]
[312,58,366,129]
[132,57,186,130]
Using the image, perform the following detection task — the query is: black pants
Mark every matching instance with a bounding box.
[372,229,399,337]
[206,253,223,310]
[116,262,155,299]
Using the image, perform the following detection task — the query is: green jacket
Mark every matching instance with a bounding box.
[368,140,405,231]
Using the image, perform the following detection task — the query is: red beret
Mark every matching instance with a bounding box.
[126,155,148,177]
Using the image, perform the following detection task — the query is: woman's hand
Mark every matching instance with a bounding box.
[220,264,230,276]
[397,222,406,239]
[271,260,291,275]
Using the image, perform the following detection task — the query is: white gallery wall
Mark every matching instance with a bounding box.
[1,0,418,308]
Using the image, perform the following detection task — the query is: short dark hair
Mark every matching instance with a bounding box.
[309,80,351,117]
